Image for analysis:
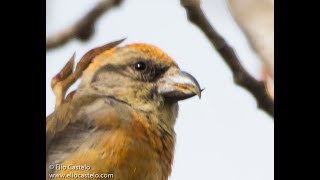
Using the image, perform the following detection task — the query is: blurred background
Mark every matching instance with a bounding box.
[46,0,274,179]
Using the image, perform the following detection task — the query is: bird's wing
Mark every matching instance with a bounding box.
[46,97,134,179]
[46,97,98,176]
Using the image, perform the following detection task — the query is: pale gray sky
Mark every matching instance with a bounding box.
[46,0,274,179]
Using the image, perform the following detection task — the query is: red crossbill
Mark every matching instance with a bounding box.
[46,40,201,180]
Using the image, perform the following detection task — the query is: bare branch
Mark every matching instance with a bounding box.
[180,0,274,117]
[46,0,124,51]
[51,53,75,109]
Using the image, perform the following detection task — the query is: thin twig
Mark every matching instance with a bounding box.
[46,0,123,51]
[180,0,274,117]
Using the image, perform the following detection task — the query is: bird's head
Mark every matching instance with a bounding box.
[75,41,201,125]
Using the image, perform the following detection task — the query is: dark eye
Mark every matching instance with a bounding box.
[135,61,147,71]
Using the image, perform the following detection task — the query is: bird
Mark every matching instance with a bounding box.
[46,39,201,180]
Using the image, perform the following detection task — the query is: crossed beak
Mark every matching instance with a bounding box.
[157,70,202,101]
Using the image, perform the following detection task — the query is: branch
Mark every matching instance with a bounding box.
[180,0,274,117]
[46,0,123,51]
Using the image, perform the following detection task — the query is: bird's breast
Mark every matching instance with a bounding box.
[48,97,175,180]
[94,111,175,180]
